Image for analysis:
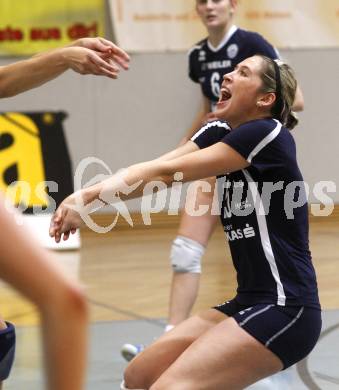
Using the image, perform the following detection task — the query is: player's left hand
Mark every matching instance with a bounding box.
[49,193,84,243]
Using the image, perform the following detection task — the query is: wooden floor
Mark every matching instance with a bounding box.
[0,219,338,326]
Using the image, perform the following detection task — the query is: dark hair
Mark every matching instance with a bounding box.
[257,55,298,130]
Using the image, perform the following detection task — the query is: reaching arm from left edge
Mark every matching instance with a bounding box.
[49,141,249,242]
[0,37,130,98]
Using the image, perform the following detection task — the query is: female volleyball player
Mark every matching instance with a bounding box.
[162,0,305,341]
[50,54,320,389]
[121,0,306,361]
[121,0,305,361]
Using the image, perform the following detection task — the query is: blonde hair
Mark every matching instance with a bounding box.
[258,55,298,130]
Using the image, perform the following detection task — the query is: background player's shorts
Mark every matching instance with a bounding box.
[0,322,16,380]
[214,298,321,369]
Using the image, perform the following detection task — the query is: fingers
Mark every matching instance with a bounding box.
[49,196,83,243]
[52,225,73,243]
[81,37,130,70]
[92,38,113,53]
[98,38,130,66]
[108,52,130,71]
[88,52,120,78]
[50,219,62,243]
[68,44,130,78]
[49,206,64,237]
[95,51,129,75]
[52,226,74,243]
[75,37,111,52]
[107,48,130,70]
[49,206,71,243]
[54,231,62,243]
[61,227,77,242]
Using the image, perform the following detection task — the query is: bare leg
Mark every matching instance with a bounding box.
[168,272,201,325]
[151,318,283,390]
[124,309,225,389]
[168,177,218,326]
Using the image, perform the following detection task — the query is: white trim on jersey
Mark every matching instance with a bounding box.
[187,42,204,57]
[191,120,230,142]
[207,25,238,52]
[247,120,282,163]
[242,169,286,306]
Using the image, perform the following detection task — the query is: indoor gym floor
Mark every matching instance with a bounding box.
[1,217,338,389]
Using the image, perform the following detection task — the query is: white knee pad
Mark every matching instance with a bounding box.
[170,235,205,273]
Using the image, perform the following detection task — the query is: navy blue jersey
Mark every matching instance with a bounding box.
[191,119,320,309]
[188,26,278,110]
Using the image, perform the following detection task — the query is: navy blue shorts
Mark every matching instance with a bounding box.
[214,298,322,369]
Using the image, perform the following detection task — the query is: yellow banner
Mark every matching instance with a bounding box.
[0,0,105,56]
[109,0,339,51]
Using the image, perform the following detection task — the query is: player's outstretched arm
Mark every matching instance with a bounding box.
[49,141,248,242]
[0,38,130,98]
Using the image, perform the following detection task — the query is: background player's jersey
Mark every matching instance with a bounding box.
[188,26,278,111]
[191,119,320,309]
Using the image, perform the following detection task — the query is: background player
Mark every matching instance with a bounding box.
[0,37,130,390]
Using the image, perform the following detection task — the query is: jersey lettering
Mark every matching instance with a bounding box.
[211,72,221,99]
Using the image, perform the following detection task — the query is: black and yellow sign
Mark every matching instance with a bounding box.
[0,112,73,213]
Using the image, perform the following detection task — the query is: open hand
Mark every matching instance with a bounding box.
[62,46,126,78]
[71,37,130,71]
[49,193,85,243]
